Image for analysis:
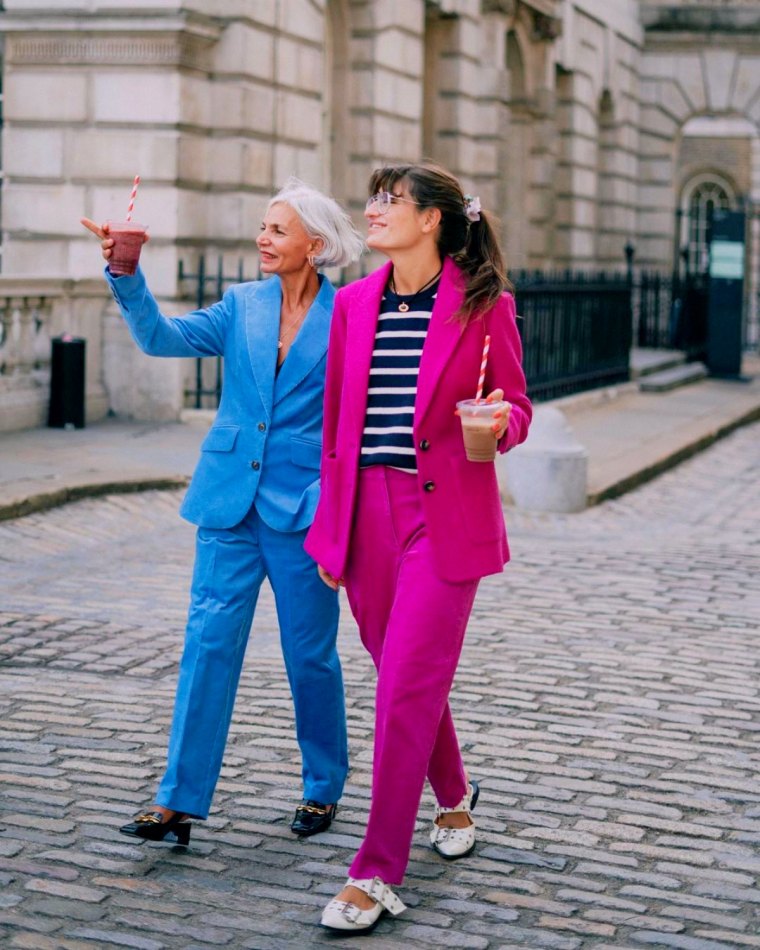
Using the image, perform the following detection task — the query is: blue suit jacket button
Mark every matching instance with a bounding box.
[251,460,260,471]
[258,422,266,432]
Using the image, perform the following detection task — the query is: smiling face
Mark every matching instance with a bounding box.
[364,181,440,257]
[256,202,320,277]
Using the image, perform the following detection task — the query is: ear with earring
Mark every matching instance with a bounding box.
[307,253,316,268]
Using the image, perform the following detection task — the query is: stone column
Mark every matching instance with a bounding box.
[424,0,502,209]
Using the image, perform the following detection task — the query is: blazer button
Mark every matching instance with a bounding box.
[423,480,435,492]
[257,422,266,432]
[251,460,260,471]
[419,439,430,451]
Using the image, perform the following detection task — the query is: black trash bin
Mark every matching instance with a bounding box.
[48,335,86,429]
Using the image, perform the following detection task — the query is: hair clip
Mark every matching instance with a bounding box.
[464,195,481,222]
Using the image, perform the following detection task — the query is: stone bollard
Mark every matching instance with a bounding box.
[497,406,588,513]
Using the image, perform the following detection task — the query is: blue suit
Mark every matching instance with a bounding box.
[106,267,348,818]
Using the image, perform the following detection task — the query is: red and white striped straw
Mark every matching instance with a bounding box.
[126,175,140,222]
[475,334,491,402]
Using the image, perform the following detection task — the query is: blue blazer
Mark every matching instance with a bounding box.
[106,267,336,533]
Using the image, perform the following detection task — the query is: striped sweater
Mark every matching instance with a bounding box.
[359,280,439,473]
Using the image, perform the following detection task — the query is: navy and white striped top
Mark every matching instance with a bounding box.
[359,280,439,473]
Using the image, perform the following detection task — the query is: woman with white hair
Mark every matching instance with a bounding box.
[82,179,364,845]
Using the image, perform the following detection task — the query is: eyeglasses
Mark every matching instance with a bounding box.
[365,191,420,214]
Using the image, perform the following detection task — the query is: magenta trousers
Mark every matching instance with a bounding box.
[344,465,479,884]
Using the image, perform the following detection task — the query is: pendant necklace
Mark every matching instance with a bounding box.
[390,266,442,312]
[278,301,310,349]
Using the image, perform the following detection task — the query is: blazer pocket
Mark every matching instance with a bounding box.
[453,463,503,543]
[200,425,240,452]
[290,436,322,470]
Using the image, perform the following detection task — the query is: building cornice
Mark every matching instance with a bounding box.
[0,12,222,70]
[642,3,760,33]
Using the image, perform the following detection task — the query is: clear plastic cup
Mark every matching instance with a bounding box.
[456,398,506,462]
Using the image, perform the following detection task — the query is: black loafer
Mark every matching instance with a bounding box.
[290,800,337,837]
[119,809,191,846]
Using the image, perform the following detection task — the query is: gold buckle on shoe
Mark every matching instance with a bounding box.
[296,804,329,816]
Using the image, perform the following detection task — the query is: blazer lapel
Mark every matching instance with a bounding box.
[274,276,336,405]
[343,261,392,439]
[243,276,281,421]
[415,256,466,425]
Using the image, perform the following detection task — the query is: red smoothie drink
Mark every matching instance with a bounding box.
[107,221,147,276]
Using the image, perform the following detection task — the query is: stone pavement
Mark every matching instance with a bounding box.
[1,416,759,949]
[558,355,760,504]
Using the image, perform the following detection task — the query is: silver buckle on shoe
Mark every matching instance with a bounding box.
[348,876,406,916]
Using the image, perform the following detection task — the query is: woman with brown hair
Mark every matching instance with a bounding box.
[305,162,532,932]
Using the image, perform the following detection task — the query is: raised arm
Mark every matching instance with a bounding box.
[82,217,229,358]
[106,268,230,358]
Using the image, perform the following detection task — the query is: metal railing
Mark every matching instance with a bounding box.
[513,269,632,401]
[632,268,708,362]
[176,256,252,408]
[177,256,361,409]
[179,256,635,408]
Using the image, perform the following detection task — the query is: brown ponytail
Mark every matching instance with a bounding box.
[368,161,512,323]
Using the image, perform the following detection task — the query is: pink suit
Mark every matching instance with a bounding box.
[305,256,532,883]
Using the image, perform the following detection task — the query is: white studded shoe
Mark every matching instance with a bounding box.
[430,779,480,859]
[320,876,406,933]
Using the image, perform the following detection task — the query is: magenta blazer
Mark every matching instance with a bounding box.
[304,256,532,584]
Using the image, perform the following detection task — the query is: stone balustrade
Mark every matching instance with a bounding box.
[0,278,109,432]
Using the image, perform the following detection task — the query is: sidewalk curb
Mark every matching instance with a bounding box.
[587,403,760,506]
[0,475,190,522]
[2,380,758,522]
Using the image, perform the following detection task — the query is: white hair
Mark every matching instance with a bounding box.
[267,177,365,268]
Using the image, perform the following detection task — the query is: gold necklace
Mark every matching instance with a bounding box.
[278,301,310,349]
[389,266,442,312]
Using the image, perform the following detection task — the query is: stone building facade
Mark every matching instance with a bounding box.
[0,0,758,428]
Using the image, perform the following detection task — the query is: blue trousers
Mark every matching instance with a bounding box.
[155,505,348,819]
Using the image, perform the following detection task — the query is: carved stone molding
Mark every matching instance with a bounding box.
[5,33,215,70]
[1,13,221,70]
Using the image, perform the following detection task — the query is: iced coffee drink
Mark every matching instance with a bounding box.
[456,398,506,462]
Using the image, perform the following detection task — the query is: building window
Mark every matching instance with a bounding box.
[681,177,734,274]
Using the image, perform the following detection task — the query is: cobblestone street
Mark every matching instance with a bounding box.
[1,422,759,950]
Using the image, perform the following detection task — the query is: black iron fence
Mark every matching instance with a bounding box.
[178,255,635,407]
[177,256,254,409]
[513,269,632,401]
[633,268,672,349]
[177,255,364,408]
[631,267,708,362]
